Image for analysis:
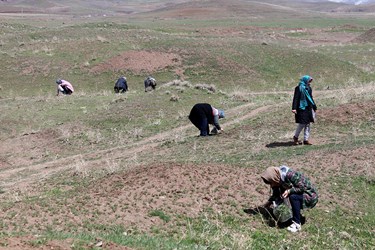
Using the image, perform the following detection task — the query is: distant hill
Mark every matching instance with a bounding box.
[326,0,375,4]
[0,0,374,16]
[0,0,190,15]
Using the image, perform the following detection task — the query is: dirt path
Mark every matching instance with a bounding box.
[0,101,275,191]
[1,84,374,191]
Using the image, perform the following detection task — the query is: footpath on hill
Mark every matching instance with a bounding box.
[0,84,374,192]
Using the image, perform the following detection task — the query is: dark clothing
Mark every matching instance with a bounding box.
[189,103,221,136]
[114,77,128,93]
[290,193,304,224]
[292,85,317,124]
[61,86,73,95]
[144,77,156,91]
[268,167,318,210]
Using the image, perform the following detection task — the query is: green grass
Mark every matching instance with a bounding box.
[1,3,375,250]
[6,180,372,250]
[1,15,373,98]
[149,210,171,223]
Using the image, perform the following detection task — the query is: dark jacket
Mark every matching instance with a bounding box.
[292,85,317,124]
[114,77,128,92]
[188,103,221,130]
[269,166,318,209]
[144,77,156,91]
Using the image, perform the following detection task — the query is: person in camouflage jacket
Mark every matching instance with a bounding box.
[261,165,318,233]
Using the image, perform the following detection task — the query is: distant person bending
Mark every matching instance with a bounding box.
[144,76,156,92]
[188,103,225,137]
[56,79,74,96]
[261,165,318,233]
[114,76,128,93]
[292,75,317,145]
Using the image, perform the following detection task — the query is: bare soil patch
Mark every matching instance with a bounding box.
[87,163,260,229]
[353,27,375,43]
[2,143,374,235]
[0,128,60,167]
[0,163,263,233]
[0,235,132,250]
[318,100,375,124]
[90,50,181,75]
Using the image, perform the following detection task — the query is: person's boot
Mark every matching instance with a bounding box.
[303,140,313,145]
[293,136,300,145]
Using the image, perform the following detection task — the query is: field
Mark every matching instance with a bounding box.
[0,0,374,249]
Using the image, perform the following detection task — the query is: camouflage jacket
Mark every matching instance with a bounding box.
[270,166,318,209]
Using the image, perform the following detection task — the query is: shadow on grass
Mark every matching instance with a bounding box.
[265,141,298,148]
[243,206,304,229]
[243,206,278,227]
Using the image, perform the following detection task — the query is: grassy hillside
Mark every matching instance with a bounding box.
[0,1,374,249]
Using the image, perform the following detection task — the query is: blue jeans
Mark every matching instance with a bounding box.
[289,193,303,224]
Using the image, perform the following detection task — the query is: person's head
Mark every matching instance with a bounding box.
[301,75,313,85]
[56,79,62,85]
[261,167,281,188]
[218,109,225,119]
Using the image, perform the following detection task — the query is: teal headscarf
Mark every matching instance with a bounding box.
[298,75,315,110]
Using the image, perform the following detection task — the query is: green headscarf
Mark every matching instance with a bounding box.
[298,75,315,110]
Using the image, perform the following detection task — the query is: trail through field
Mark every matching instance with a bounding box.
[0,84,373,191]
[0,101,275,191]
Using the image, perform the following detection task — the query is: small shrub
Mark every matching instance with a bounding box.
[194,83,216,93]
[149,210,171,222]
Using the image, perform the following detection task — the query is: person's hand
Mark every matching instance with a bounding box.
[282,189,290,198]
[292,110,297,114]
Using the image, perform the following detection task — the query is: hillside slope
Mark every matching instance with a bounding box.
[1,0,375,16]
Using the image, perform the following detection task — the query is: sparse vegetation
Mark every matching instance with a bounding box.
[0,0,375,249]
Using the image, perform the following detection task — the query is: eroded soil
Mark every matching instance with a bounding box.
[1,3,375,248]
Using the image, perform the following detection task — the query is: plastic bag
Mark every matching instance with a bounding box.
[273,198,292,223]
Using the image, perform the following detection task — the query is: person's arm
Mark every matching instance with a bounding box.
[264,187,280,207]
[292,87,300,113]
[213,115,222,131]
[285,171,305,195]
[56,85,62,96]
[309,88,317,111]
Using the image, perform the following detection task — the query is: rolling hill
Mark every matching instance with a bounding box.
[0,0,374,249]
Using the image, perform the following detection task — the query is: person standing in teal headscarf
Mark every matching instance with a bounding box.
[292,75,317,145]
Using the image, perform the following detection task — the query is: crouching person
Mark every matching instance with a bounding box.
[144,76,156,92]
[261,165,318,233]
[114,76,128,93]
[188,103,225,137]
[56,79,74,96]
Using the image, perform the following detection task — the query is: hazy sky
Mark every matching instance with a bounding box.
[327,0,375,4]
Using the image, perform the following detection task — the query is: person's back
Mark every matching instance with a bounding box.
[144,76,156,92]
[56,79,74,96]
[189,103,224,136]
[114,76,128,93]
